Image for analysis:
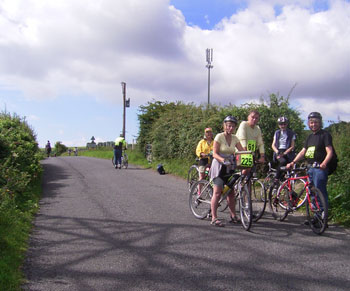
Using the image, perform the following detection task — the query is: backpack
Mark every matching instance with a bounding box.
[328,148,338,175]
[157,164,165,175]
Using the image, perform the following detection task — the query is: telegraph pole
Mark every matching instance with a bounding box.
[206,48,213,105]
[121,82,126,138]
[121,82,130,138]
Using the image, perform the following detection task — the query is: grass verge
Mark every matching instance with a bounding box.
[0,174,42,291]
[78,148,193,179]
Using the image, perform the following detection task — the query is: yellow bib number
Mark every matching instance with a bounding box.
[241,154,254,167]
[247,140,256,152]
[305,146,315,159]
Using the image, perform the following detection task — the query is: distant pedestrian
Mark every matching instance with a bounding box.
[45,141,51,157]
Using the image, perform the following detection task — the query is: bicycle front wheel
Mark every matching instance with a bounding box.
[187,165,200,191]
[251,179,266,222]
[238,183,252,231]
[269,183,289,221]
[112,157,115,167]
[306,187,328,235]
[189,180,212,219]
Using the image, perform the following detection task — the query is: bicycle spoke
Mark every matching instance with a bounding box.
[189,180,212,219]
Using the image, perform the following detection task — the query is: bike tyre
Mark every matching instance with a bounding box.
[251,179,266,222]
[268,183,289,221]
[189,180,212,219]
[238,183,252,231]
[306,187,328,235]
[187,165,200,191]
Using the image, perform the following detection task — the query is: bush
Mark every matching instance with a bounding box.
[326,122,350,225]
[54,141,68,156]
[0,111,42,289]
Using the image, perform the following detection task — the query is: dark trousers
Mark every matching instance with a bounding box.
[275,150,291,180]
[114,148,122,166]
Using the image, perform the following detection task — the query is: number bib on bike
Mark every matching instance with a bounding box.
[236,153,254,168]
[247,140,256,152]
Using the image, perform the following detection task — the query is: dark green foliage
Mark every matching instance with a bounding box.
[326,122,350,225]
[0,111,42,289]
[54,141,68,156]
[0,112,42,202]
[137,94,305,164]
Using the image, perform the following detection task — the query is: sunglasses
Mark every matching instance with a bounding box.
[278,123,287,126]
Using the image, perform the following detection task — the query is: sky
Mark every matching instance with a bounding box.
[0,0,349,148]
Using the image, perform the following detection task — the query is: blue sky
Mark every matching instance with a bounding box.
[0,0,349,147]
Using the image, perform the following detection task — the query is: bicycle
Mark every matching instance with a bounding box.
[189,151,253,231]
[268,165,328,235]
[187,154,212,191]
[263,162,277,191]
[236,154,266,222]
[112,151,128,169]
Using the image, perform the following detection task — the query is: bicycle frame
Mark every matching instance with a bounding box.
[281,171,321,210]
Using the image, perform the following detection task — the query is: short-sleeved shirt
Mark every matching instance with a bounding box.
[236,121,265,154]
[196,139,214,158]
[214,132,240,155]
[304,129,332,164]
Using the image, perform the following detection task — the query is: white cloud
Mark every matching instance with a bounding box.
[0,0,349,117]
[27,114,39,121]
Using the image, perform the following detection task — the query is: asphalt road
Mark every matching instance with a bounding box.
[22,156,350,291]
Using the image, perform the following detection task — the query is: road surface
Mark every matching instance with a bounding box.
[22,156,350,290]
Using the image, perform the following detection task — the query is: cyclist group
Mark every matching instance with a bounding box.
[194,110,334,228]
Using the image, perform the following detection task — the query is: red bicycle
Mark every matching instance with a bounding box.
[268,165,328,235]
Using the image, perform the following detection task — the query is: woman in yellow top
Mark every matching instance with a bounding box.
[196,128,214,180]
[209,116,245,227]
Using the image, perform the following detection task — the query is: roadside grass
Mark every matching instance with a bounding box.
[78,148,193,178]
[0,175,42,291]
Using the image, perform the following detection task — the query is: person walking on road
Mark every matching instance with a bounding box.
[114,134,127,169]
[45,141,51,158]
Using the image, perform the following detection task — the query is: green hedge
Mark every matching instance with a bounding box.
[0,111,42,290]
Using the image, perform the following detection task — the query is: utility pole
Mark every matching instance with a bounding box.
[121,82,126,138]
[121,82,130,138]
[206,48,213,105]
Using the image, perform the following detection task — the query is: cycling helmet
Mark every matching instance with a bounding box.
[224,115,238,124]
[308,112,322,120]
[277,116,288,124]
[204,127,212,133]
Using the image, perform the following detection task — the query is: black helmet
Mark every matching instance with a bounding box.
[277,116,288,124]
[224,115,238,124]
[308,112,322,120]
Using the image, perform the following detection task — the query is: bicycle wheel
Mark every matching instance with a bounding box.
[187,165,199,191]
[189,180,212,219]
[268,182,289,221]
[263,172,276,193]
[251,179,266,222]
[238,183,252,231]
[123,154,128,169]
[112,157,115,167]
[306,187,328,235]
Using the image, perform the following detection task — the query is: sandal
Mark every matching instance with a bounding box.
[229,216,240,224]
[211,219,225,227]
